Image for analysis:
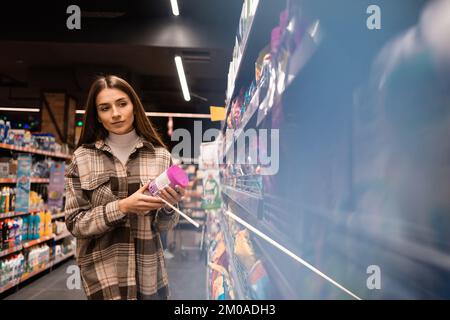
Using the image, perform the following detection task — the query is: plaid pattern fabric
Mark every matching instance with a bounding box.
[64,136,179,300]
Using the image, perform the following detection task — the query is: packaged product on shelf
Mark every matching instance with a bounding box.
[0,187,7,212]
[54,220,66,235]
[1,219,9,249]
[0,159,9,178]
[29,191,45,212]
[213,274,226,300]
[234,229,257,270]
[0,253,25,286]
[10,188,16,212]
[38,211,46,238]
[209,262,235,300]
[45,211,53,237]
[27,214,34,240]
[31,160,51,179]
[27,244,50,271]
[0,119,4,143]
[21,215,29,241]
[202,171,221,210]
[4,121,11,144]
[248,260,270,299]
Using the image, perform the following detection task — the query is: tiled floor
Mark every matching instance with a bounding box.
[3,230,207,300]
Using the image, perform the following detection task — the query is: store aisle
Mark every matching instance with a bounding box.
[4,231,206,300]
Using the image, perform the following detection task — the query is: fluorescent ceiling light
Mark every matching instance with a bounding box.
[146,112,209,119]
[0,107,40,113]
[170,0,179,16]
[75,110,209,119]
[174,56,191,101]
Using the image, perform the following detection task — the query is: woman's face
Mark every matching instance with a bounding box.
[96,88,135,135]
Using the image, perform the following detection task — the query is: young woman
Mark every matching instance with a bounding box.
[64,75,185,300]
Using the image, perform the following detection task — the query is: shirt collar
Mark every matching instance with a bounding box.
[85,135,155,152]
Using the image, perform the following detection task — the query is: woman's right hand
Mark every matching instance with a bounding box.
[118,182,165,215]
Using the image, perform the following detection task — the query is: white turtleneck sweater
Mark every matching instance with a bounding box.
[106,129,140,165]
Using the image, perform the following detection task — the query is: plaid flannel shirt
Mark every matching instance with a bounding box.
[64,136,179,300]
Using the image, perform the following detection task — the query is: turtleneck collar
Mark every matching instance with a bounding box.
[106,128,139,146]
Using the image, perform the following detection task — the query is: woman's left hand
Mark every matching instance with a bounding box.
[159,185,186,206]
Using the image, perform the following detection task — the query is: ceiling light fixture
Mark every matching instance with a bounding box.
[174,56,191,101]
[170,0,179,16]
[0,107,40,113]
[75,110,209,119]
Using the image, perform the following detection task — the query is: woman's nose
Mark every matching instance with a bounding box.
[111,106,121,118]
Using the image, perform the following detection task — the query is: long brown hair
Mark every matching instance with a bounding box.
[77,75,166,149]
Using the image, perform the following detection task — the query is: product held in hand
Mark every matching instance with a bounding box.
[148,165,189,196]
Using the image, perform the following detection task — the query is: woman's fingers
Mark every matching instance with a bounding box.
[159,188,178,204]
[166,186,182,200]
[175,185,186,197]
[139,194,164,204]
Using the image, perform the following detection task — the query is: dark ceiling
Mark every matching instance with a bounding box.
[0,0,243,114]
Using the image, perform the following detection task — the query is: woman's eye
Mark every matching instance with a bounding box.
[119,102,127,107]
[100,107,109,112]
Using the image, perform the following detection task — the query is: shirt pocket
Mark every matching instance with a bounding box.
[80,172,117,206]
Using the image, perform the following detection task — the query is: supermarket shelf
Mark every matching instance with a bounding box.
[235,87,261,137]
[0,244,23,258]
[0,234,59,258]
[0,211,30,219]
[0,251,75,295]
[54,231,72,242]
[223,207,298,299]
[0,177,50,184]
[52,212,66,219]
[0,143,72,160]
[219,212,249,300]
[52,250,75,266]
[22,235,54,249]
[223,0,286,128]
[225,1,259,107]
[251,235,298,299]
[222,87,261,158]
[222,185,262,218]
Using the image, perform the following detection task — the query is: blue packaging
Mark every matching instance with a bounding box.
[0,120,4,143]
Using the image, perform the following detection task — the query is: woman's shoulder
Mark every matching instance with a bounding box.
[72,144,100,159]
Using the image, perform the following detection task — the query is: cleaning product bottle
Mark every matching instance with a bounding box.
[39,211,45,238]
[7,220,14,248]
[4,121,10,144]
[148,165,189,196]
[45,211,53,237]
[35,213,41,239]
[4,187,10,213]
[0,222,3,250]
[16,218,22,245]
[0,120,5,143]
[28,214,35,240]
[22,215,28,241]
[0,187,6,213]
[10,188,15,212]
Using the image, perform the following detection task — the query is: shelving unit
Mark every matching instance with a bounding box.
[0,232,73,258]
[221,185,261,218]
[0,137,73,298]
[218,211,250,300]
[52,212,65,220]
[0,143,71,160]
[209,0,349,300]
[0,178,50,184]
[222,0,287,130]
[0,250,75,294]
